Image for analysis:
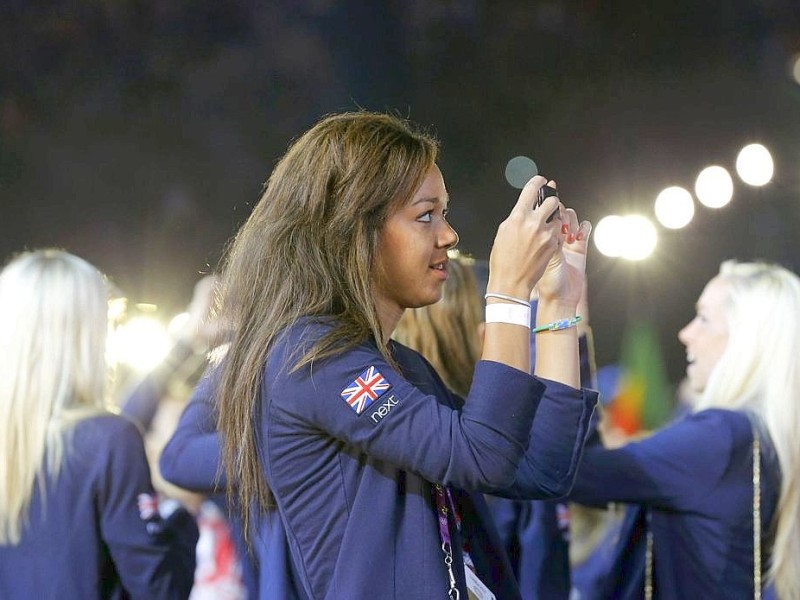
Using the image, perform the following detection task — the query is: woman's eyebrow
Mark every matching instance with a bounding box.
[412,194,449,207]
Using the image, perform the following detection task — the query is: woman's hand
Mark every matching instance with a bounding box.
[536,192,592,311]
[486,176,563,299]
[532,185,591,389]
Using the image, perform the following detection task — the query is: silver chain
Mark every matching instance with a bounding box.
[752,423,762,600]
[644,424,762,599]
[644,522,653,600]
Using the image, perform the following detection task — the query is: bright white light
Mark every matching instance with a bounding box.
[594,214,658,260]
[654,186,694,229]
[108,316,171,372]
[736,143,774,186]
[136,302,159,312]
[621,215,658,261]
[593,215,626,257]
[695,166,733,208]
[505,156,538,189]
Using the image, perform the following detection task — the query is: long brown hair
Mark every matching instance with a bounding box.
[216,112,439,538]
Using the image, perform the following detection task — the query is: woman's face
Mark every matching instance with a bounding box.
[373,164,458,329]
[678,275,731,393]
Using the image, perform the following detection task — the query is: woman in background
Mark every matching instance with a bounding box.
[570,261,800,599]
[0,249,197,600]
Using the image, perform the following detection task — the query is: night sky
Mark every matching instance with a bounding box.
[2,0,799,385]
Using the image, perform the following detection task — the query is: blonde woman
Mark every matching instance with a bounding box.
[570,261,800,599]
[0,249,197,599]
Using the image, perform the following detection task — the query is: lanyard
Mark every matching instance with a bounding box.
[434,483,460,600]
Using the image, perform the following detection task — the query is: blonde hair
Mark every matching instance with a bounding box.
[216,111,439,538]
[695,260,800,599]
[392,251,482,397]
[0,249,110,544]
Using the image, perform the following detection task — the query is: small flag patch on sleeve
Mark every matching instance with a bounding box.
[340,366,392,415]
[138,493,160,521]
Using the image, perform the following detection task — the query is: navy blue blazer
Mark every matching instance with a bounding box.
[0,415,197,599]
[259,319,597,600]
[570,408,780,599]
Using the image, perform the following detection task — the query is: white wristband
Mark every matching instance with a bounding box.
[485,303,531,328]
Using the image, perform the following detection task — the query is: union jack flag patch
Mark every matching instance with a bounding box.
[138,493,159,521]
[340,366,392,415]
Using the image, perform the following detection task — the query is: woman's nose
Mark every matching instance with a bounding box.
[677,322,691,345]
[440,222,459,249]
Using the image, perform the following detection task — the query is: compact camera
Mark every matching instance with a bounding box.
[536,184,560,222]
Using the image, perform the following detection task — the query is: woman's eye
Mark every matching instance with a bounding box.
[417,211,433,223]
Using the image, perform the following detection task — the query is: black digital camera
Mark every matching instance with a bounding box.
[536,184,560,222]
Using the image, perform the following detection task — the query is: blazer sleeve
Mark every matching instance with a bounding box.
[97,418,199,599]
[495,323,598,498]
[568,409,738,511]
[159,372,226,492]
[264,331,546,491]
[511,330,598,497]
[494,379,598,498]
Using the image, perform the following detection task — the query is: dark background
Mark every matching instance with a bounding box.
[2,0,799,384]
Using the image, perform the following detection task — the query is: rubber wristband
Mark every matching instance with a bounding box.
[484,292,531,307]
[532,315,582,333]
[485,303,531,328]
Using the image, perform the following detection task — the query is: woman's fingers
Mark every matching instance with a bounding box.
[511,175,548,214]
[576,220,592,242]
[559,210,593,246]
[510,175,560,225]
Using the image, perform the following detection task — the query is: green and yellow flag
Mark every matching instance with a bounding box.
[606,321,673,435]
